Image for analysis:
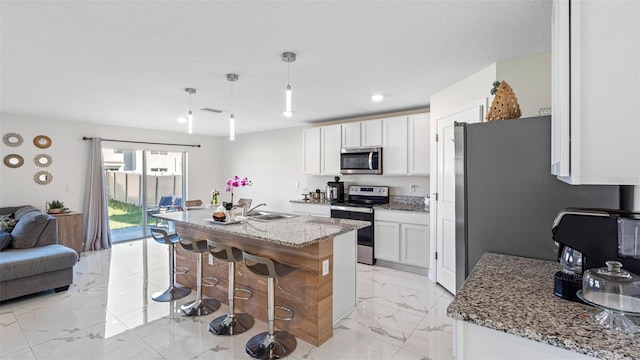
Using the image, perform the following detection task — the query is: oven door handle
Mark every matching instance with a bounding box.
[368,151,373,170]
[330,206,373,214]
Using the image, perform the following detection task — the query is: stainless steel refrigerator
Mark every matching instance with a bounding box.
[454,115,620,291]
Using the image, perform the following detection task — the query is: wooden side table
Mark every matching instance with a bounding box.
[50,212,83,257]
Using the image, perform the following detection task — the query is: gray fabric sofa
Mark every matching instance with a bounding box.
[0,205,78,302]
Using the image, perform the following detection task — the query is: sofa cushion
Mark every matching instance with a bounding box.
[0,231,12,251]
[14,205,40,220]
[0,244,78,282]
[10,212,49,249]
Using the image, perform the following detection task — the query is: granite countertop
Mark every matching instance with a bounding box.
[374,202,429,213]
[152,209,368,248]
[447,253,640,360]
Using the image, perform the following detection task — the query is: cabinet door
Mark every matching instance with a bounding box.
[400,223,429,268]
[321,124,342,175]
[374,220,400,262]
[552,0,640,184]
[382,116,408,175]
[303,128,321,175]
[341,122,361,148]
[408,113,430,175]
[361,119,382,147]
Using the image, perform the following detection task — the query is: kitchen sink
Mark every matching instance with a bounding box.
[240,211,298,222]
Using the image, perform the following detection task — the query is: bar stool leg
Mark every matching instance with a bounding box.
[245,277,297,359]
[152,243,191,302]
[209,261,255,335]
[180,252,220,316]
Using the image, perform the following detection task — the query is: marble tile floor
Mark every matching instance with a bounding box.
[0,238,454,360]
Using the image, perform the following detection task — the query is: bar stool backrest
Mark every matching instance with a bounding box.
[242,252,296,279]
[149,227,179,245]
[209,242,243,263]
[179,235,211,253]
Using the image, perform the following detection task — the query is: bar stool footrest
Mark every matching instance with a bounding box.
[203,276,219,287]
[234,287,253,300]
[175,266,189,275]
[274,305,294,321]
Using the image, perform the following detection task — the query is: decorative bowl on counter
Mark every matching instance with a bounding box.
[578,261,640,333]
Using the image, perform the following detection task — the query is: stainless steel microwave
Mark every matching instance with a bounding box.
[340,147,382,175]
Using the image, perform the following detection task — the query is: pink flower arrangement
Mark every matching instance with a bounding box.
[225,176,252,192]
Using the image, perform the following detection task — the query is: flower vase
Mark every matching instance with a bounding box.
[214,195,218,205]
[230,191,234,206]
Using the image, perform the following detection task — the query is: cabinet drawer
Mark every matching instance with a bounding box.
[375,209,429,225]
[291,202,330,217]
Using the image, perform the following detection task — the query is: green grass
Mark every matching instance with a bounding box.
[108,199,150,230]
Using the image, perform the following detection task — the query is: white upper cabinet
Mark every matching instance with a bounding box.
[341,119,382,148]
[382,116,408,175]
[552,0,640,184]
[383,113,430,176]
[303,128,321,175]
[408,113,430,175]
[320,124,342,175]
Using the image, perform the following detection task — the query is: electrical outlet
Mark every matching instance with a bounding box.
[209,254,214,265]
[322,259,329,276]
[66,185,73,193]
[410,184,417,193]
[294,181,299,189]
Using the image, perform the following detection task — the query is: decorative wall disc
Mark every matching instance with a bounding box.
[3,132,24,147]
[3,154,24,168]
[33,135,52,149]
[34,153,53,167]
[34,171,53,185]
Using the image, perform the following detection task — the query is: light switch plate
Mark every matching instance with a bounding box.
[209,254,214,265]
[322,259,329,276]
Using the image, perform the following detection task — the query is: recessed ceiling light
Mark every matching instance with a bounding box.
[371,94,384,102]
[177,117,187,123]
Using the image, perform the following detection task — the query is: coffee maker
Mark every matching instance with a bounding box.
[326,176,344,203]
[552,208,640,301]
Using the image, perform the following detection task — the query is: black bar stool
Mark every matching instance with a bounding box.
[207,242,254,336]
[242,252,297,360]
[178,235,221,316]
[149,227,191,302]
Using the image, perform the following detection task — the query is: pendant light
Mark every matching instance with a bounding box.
[226,73,238,141]
[282,51,296,117]
[185,88,196,134]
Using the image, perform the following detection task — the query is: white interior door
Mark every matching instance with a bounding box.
[435,104,483,294]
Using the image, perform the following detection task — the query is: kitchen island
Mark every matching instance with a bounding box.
[152,209,369,346]
[447,253,639,360]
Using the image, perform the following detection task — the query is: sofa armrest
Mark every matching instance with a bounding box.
[34,217,58,247]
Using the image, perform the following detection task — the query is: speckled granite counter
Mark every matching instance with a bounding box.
[375,195,429,213]
[447,253,640,360]
[153,208,368,247]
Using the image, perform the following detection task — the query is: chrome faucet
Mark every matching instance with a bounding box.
[244,203,267,216]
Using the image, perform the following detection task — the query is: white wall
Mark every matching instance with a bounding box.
[0,113,222,212]
[496,52,551,118]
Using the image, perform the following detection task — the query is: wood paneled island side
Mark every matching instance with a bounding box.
[152,209,368,346]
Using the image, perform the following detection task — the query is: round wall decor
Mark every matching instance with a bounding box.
[33,135,52,149]
[34,171,53,185]
[3,132,24,147]
[34,153,52,167]
[3,154,24,168]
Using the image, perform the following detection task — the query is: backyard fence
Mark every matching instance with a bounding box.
[105,171,183,206]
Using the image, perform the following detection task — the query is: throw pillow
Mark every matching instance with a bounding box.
[0,214,17,232]
[10,212,49,249]
[0,231,11,251]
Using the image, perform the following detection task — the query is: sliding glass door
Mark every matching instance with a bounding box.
[103,148,186,243]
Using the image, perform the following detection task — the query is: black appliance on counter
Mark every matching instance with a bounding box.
[330,185,389,265]
[552,208,640,301]
[326,177,345,203]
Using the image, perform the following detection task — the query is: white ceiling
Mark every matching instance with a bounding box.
[1,1,552,137]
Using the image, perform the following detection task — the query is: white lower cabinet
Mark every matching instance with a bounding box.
[374,209,430,270]
[374,221,400,262]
